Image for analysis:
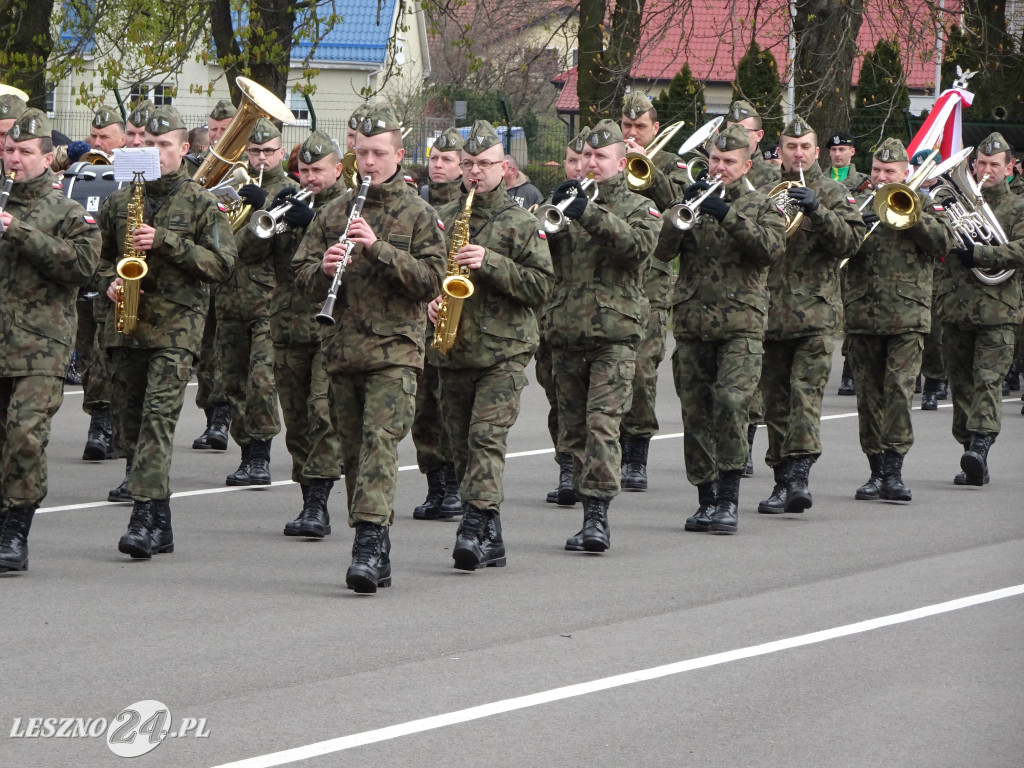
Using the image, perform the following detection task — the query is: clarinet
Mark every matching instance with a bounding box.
[0,172,15,234]
[316,174,372,326]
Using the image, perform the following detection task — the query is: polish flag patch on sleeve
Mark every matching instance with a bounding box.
[846,196,857,204]
[932,204,945,213]
[83,213,96,225]
[537,229,547,240]
[648,207,661,218]
[217,203,228,213]
[677,162,687,170]
[436,218,445,230]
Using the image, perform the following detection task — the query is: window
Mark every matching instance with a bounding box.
[45,84,56,116]
[289,91,310,123]
[130,84,173,107]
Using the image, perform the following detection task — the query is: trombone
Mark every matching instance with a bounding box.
[624,120,687,191]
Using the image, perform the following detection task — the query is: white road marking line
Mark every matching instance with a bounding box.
[208,584,1024,768]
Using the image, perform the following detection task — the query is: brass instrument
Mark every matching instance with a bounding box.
[766,163,806,237]
[210,165,262,232]
[625,120,687,191]
[114,172,149,335]
[340,150,360,189]
[676,116,724,185]
[432,181,478,353]
[927,147,1015,286]
[871,149,941,233]
[78,149,114,165]
[316,174,372,326]
[666,173,724,231]
[534,177,597,234]
[0,171,15,234]
[250,186,315,239]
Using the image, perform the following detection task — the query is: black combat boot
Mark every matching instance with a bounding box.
[758,462,789,514]
[150,499,175,554]
[622,437,650,491]
[413,467,457,520]
[283,484,311,535]
[936,380,948,400]
[453,505,506,570]
[193,408,214,449]
[1006,362,1021,392]
[440,462,462,516]
[579,496,610,552]
[0,508,35,572]
[83,407,114,460]
[246,439,272,485]
[710,470,741,535]
[226,443,254,486]
[684,480,718,532]
[345,522,391,593]
[546,453,567,503]
[743,424,757,477]
[107,461,133,503]
[206,403,231,451]
[555,452,577,506]
[785,457,814,512]
[293,479,333,538]
[837,360,855,396]
[879,450,912,501]
[855,454,884,500]
[960,433,994,487]
[118,500,155,559]
[921,378,940,411]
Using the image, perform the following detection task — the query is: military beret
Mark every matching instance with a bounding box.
[727,99,759,123]
[299,130,338,164]
[92,105,123,129]
[762,145,780,160]
[433,127,464,153]
[0,94,27,119]
[978,131,1011,157]
[464,119,502,155]
[9,108,52,143]
[825,131,855,148]
[210,99,237,121]
[782,115,814,139]
[248,117,280,144]
[127,99,155,128]
[874,138,908,163]
[622,91,654,120]
[568,126,591,154]
[713,123,752,153]
[587,119,624,148]
[358,103,401,137]
[348,102,372,131]
[146,106,187,135]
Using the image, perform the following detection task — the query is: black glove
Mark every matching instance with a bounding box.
[282,197,315,229]
[563,194,588,221]
[683,180,711,199]
[238,183,267,209]
[951,243,975,268]
[861,209,879,227]
[787,185,819,213]
[699,195,730,222]
[271,186,299,208]
[552,179,585,205]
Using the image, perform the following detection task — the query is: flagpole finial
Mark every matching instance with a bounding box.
[952,65,977,90]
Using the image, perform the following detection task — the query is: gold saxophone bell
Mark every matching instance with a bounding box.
[625,120,687,191]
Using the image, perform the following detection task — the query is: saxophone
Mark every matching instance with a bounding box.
[114,173,149,335]
[431,181,477,353]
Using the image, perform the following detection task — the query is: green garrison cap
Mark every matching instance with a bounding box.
[210,99,237,121]
[0,94,27,119]
[9,108,52,142]
[92,105,123,129]
[348,102,372,130]
[587,119,624,148]
[568,126,591,154]
[727,99,759,123]
[714,123,752,152]
[127,99,155,128]
[358,103,401,137]
[874,138,908,163]
[622,91,654,120]
[782,115,814,139]
[146,106,187,135]
[978,131,1011,157]
[433,127,464,152]
[299,130,338,164]
[464,120,501,155]
[248,117,280,144]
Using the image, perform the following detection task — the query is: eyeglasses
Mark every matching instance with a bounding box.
[460,160,501,171]
[248,147,281,156]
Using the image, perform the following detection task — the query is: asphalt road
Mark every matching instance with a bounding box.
[3,344,1023,767]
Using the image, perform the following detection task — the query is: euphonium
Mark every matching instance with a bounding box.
[115,173,149,335]
[432,182,478,353]
[767,163,806,237]
[625,120,687,191]
[250,185,314,239]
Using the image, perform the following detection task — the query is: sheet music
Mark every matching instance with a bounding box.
[112,148,161,182]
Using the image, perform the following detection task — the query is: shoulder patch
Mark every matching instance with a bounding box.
[436,218,445,231]
[648,207,661,218]
[846,196,856,204]
[676,162,687,170]
[932,204,945,212]
[53,182,63,190]
[83,213,96,225]
[217,203,228,213]
[537,229,547,240]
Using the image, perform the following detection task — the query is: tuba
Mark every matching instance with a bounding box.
[766,163,806,237]
[625,120,687,191]
[114,172,149,335]
[676,116,724,185]
[432,182,478,353]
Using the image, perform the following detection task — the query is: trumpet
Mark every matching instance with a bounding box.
[250,186,315,239]
[316,174,372,326]
[766,163,806,237]
[625,120,687,191]
[534,177,597,234]
[666,174,724,230]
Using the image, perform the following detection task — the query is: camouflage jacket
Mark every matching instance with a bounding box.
[829,164,870,193]
[434,182,554,369]
[844,191,948,335]
[269,176,345,347]
[1009,174,1024,197]
[935,179,1024,328]
[655,177,784,341]
[636,148,686,309]
[544,172,661,349]
[293,168,447,374]
[748,152,781,190]
[420,178,463,207]
[766,162,866,340]
[0,169,101,377]
[220,163,292,318]
[99,165,237,353]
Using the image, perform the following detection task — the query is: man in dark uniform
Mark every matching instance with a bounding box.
[100,106,236,558]
[0,109,101,572]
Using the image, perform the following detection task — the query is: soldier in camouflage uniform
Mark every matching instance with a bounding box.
[654,124,785,535]
[412,126,463,520]
[100,106,236,559]
[216,118,285,487]
[0,94,27,153]
[546,119,661,553]
[0,109,102,572]
[845,139,949,503]
[427,120,553,570]
[293,104,446,593]
[87,106,125,156]
[758,116,866,514]
[125,100,155,149]
[937,132,1024,485]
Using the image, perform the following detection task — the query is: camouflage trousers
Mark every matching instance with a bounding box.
[672,337,763,486]
[534,336,560,454]
[847,332,924,456]
[942,324,1015,444]
[761,335,835,466]
[921,303,945,381]
[194,296,224,409]
[329,366,417,528]
[621,306,668,440]
[0,376,63,510]
[215,314,281,445]
[553,344,636,501]
[438,361,528,512]
[412,361,450,473]
[274,342,342,483]
[110,347,193,502]
[76,298,111,414]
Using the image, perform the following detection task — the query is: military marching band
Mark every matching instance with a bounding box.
[0,78,1022,594]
